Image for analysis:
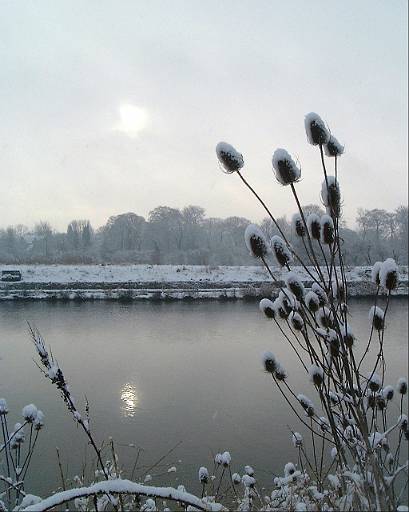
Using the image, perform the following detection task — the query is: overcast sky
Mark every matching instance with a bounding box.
[0,0,407,230]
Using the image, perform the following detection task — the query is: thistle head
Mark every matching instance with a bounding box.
[307,214,321,240]
[271,236,292,267]
[0,399,9,416]
[272,148,301,186]
[245,224,269,259]
[324,135,344,157]
[292,213,305,237]
[340,324,355,349]
[274,364,288,381]
[216,142,244,174]
[379,258,399,291]
[316,306,333,329]
[304,112,330,146]
[22,404,38,423]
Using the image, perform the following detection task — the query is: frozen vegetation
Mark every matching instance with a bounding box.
[0,112,407,511]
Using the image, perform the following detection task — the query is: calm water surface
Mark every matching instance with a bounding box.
[0,298,407,496]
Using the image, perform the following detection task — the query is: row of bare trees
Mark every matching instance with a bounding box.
[0,205,407,265]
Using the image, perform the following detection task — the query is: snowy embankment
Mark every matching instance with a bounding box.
[0,264,407,301]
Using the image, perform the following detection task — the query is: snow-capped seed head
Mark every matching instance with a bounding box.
[320,215,335,245]
[221,451,231,467]
[305,291,320,313]
[244,465,254,476]
[331,278,346,302]
[0,399,9,415]
[285,272,305,300]
[311,283,328,306]
[316,307,333,329]
[367,372,382,393]
[397,377,408,395]
[284,462,296,477]
[262,351,277,374]
[216,142,244,174]
[371,261,382,286]
[340,324,355,349]
[22,404,38,423]
[318,417,330,432]
[321,176,341,218]
[382,385,394,401]
[369,306,385,331]
[214,453,223,465]
[274,364,288,381]
[379,258,399,291]
[271,235,292,267]
[292,213,305,237]
[297,394,315,416]
[232,473,241,485]
[278,289,296,314]
[242,474,255,488]
[377,394,387,410]
[304,113,330,146]
[289,311,304,331]
[272,148,301,186]
[245,224,269,259]
[307,214,321,240]
[272,297,289,320]
[292,432,303,448]
[198,466,209,484]
[34,410,45,430]
[324,135,344,157]
[398,414,408,431]
[259,298,275,319]
[309,365,324,387]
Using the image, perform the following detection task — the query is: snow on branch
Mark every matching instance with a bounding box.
[23,479,224,511]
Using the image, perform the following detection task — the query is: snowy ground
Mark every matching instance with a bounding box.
[0,264,407,300]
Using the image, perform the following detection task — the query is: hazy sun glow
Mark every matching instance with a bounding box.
[115,103,148,137]
[120,382,139,417]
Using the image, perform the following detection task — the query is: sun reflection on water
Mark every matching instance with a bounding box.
[120,383,139,417]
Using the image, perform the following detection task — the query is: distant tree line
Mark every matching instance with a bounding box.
[0,205,407,266]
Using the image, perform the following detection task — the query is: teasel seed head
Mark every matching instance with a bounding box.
[259,298,275,319]
[369,305,385,331]
[262,351,278,374]
[216,142,244,174]
[324,135,344,157]
[371,261,382,286]
[305,291,320,312]
[367,372,382,393]
[397,377,408,395]
[304,112,330,146]
[379,258,399,291]
[245,224,269,259]
[272,148,301,186]
[320,214,335,245]
[292,213,305,237]
[321,176,341,218]
[307,213,321,240]
[309,365,324,387]
[270,235,292,268]
[311,283,328,306]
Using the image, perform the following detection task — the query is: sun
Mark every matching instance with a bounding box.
[115,103,148,137]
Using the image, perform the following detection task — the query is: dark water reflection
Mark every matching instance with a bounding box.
[0,298,407,497]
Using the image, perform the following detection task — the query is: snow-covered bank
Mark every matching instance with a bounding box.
[0,264,407,300]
